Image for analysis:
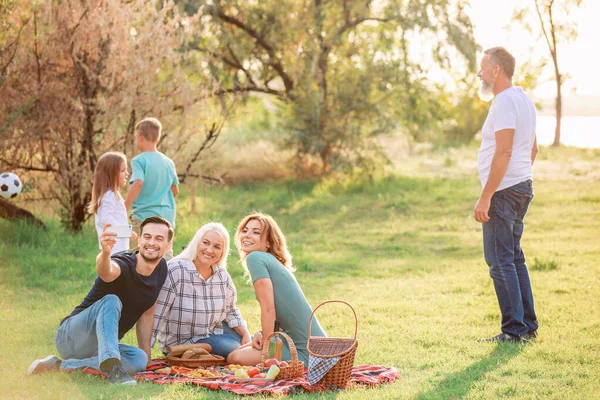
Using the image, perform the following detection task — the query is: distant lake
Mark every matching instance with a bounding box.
[537,116,600,148]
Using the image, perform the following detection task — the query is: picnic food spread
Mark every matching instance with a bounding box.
[153,363,281,381]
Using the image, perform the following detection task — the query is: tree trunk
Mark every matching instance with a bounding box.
[189,178,197,214]
[319,143,331,174]
[0,198,46,229]
[553,75,562,147]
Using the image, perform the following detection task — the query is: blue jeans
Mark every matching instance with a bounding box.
[483,179,538,336]
[192,323,243,359]
[55,294,147,374]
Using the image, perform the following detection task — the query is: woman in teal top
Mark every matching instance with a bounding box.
[227,212,326,365]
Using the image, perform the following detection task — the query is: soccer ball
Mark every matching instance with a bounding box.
[0,172,23,199]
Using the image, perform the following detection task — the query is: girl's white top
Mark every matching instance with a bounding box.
[95,190,129,255]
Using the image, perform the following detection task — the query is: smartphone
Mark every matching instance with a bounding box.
[106,224,133,238]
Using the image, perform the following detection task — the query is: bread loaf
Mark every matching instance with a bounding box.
[169,343,212,356]
[181,349,196,359]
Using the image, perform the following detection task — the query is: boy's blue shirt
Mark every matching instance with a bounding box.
[129,151,179,227]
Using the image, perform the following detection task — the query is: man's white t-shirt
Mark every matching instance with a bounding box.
[477,86,536,191]
[95,190,129,255]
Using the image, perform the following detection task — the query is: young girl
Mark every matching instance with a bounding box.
[88,152,135,255]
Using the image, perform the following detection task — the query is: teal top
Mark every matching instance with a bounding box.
[129,152,179,227]
[246,251,326,363]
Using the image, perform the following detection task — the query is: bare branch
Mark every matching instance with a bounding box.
[0,157,57,172]
[33,13,42,86]
[206,6,294,93]
[535,0,556,57]
[178,123,220,184]
[0,17,31,78]
[124,109,136,154]
[226,43,256,86]
[211,85,285,97]
[69,7,90,37]
[177,173,227,184]
[337,17,392,37]
[193,44,244,70]
[172,85,286,113]
[157,132,168,148]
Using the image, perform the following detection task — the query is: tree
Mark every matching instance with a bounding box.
[179,0,478,172]
[513,0,583,147]
[0,0,227,231]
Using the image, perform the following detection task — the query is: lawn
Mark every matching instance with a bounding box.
[0,146,599,399]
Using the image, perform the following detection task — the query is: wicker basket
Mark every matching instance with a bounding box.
[307,300,358,387]
[257,331,304,380]
[166,354,226,368]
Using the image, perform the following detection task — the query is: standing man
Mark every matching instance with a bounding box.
[27,216,173,384]
[474,47,539,342]
[126,118,179,260]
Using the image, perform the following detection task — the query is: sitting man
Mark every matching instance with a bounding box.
[27,216,173,385]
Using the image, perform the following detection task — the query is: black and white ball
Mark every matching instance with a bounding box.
[0,172,22,199]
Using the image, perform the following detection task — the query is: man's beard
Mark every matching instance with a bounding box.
[140,246,162,262]
[478,78,495,102]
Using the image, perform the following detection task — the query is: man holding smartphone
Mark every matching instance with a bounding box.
[27,216,172,385]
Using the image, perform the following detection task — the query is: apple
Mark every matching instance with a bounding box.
[254,373,265,379]
[279,361,289,367]
[247,367,261,378]
[264,358,281,368]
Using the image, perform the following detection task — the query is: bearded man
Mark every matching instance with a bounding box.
[474,47,539,342]
[27,216,173,384]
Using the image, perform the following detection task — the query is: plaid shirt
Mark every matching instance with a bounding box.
[152,258,247,353]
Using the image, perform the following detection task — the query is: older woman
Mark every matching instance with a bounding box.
[227,213,326,365]
[152,222,251,360]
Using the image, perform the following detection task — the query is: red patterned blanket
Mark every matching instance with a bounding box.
[79,359,400,395]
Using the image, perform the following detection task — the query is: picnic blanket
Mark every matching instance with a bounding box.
[79,359,400,395]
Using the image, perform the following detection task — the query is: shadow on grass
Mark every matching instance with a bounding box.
[415,343,524,400]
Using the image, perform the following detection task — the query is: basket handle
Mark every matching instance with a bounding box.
[308,300,358,340]
[260,331,299,363]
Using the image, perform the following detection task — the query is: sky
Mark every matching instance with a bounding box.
[467,0,598,97]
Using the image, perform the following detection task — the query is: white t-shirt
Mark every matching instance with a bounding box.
[477,86,537,191]
[95,190,129,255]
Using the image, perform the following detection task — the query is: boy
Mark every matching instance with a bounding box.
[125,118,179,260]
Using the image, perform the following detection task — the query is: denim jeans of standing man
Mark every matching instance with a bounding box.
[482,179,538,337]
[55,294,147,373]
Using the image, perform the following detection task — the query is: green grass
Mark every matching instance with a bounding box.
[1,147,599,399]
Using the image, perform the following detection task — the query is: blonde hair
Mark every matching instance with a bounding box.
[484,47,516,79]
[174,222,230,269]
[88,152,127,214]
[235,212,294,272]
[135,117,162,142]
